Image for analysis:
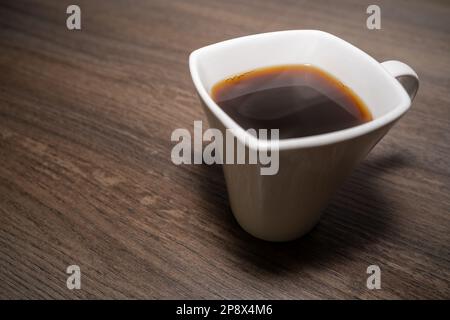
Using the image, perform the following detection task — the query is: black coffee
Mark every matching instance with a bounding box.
[211,64,372,139]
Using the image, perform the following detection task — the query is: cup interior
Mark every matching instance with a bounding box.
[191,30,406,119]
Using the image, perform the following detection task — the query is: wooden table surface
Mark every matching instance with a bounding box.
[0,0,449,299]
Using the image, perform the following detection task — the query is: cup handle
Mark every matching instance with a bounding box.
[381,60,419,100]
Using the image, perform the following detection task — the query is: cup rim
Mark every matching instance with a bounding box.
[189,30,411,151]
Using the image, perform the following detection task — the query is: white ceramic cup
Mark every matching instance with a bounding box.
[189,30,419,242]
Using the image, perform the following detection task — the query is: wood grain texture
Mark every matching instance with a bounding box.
[0,0,449,299]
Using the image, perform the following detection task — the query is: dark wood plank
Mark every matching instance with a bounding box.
[0,0,449,299]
